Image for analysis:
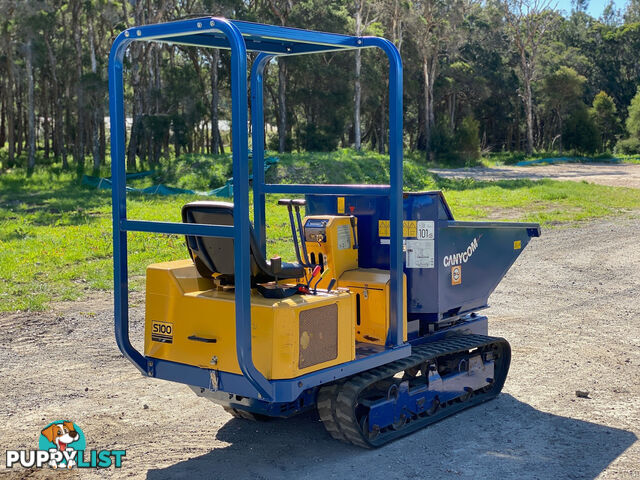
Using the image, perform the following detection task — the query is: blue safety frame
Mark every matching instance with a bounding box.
[109,17,408,402]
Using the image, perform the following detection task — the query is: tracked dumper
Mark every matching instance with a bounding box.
[109,17,540,447]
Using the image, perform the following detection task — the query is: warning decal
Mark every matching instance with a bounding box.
[406,239,435,269]
[378,220,417,238]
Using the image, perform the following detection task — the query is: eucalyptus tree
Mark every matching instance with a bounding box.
[409,0,475,158]
[501,0,557,154]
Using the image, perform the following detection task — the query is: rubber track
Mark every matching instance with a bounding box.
[223,406,272,421]
[318,334,511,448]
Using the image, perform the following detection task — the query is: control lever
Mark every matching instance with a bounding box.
[291,199,310,266]
[313,268,330,294]
[307,265,321,289]
[349,216,358,250]
[270,256,282,285]
[326,278,337,293]
[277,198,312,268]
[277,199,308,268]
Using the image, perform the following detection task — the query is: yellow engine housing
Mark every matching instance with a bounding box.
[338,268,408,346]
[144,260,356,379]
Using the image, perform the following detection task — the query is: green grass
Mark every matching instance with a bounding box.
[1,149,639,313]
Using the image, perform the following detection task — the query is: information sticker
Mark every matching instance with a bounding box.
[337,224,351,250]
[405,239,435,269]
[416,220,435,240]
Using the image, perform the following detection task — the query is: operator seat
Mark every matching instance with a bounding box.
[182,201,304,285]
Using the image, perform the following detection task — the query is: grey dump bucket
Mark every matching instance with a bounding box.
[306,192,540,333]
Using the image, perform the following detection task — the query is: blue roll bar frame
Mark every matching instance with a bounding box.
[109,17,407,402]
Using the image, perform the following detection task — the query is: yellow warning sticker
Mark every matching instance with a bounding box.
[378,220,417,238]
[337,197,345,214]
[451,265,462,285]
[513,240,522,250]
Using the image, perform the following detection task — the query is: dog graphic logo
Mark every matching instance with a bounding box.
[38,420,86,469]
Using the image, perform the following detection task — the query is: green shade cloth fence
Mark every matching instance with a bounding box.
[82,156,279,197]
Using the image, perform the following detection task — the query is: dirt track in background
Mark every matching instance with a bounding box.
[1,214,639,479]
[430,162,640,189]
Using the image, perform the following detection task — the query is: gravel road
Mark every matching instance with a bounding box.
[1,215,639,479]
[430,162,640,189]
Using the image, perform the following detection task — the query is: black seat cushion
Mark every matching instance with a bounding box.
[182,201,304,285]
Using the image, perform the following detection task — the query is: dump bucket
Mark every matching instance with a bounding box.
[306,192,540,335]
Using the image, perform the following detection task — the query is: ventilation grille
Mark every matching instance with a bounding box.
[298,304,338,369]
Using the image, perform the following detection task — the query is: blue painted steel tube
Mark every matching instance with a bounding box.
[251,53,274,257]
[362,36,404,347]
[263,184,392,196]
[215,19,273,401]
[122,220,234,237]
[108,32,147,375]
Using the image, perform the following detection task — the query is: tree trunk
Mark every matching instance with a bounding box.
[42,71,50,160]
[89,22,101,173]
[277,59,287,153]
[0,79,5,149]
[557,112,563,155]
[72,0,84,172]
[354,2,363,151]
[16,80,22,158]
[26,40,36,172]
[524,76,534,156]
[422,57,436,160]
[127,2,145,170]
[6,35,15,167]
[449,92,456,130]
[210,49,221,155]
[45,37,67,168]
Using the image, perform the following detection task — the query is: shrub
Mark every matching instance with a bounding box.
[615,137,640,154]
[563,107,599,154]
[454,116,481,162]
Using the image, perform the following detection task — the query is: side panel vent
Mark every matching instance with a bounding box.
[299,304,338,369]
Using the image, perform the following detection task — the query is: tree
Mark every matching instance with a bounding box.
[351,0,376,151]
[591,91,619,151]
[601,0,622,26]
[267,0,296,153]
[502,0,557,155]
[409,0,474,159]
[541,66,586,152]
[624,0,640,23]
[563,105,599,153]
[625,87,640,140]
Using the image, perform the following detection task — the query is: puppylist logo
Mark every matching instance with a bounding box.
[5,420,125,469]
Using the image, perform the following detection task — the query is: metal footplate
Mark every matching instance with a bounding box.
[317,334,511,448]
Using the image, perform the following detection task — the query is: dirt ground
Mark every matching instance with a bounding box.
[430,162,640,189]
[1,214,639,479]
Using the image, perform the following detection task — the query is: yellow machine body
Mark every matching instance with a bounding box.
[144,259,356,379]
[338,269,407,346]
[303,215,358,289]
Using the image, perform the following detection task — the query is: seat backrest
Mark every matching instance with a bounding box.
[181,201,270,284]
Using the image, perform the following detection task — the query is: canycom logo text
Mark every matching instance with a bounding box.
[5,420,125,469]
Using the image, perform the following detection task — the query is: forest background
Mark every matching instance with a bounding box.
[3,0,640,174]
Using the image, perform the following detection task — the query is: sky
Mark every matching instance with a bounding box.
[554,0,627,18]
